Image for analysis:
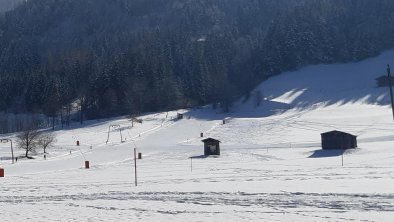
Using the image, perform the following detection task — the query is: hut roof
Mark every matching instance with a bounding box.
[376,75,394,81]
[202,138,221,143]
[376,75,394,87]
[321,130,357,137]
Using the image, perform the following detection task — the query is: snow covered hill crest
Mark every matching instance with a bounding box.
[237,49,394,113]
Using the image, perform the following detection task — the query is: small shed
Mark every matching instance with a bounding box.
[321,130,357,150]
[177,113,184,119]
[376,75,394,87]
[202,138,221,156]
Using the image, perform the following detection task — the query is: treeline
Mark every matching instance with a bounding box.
[0,0,393,126]
[0,0,23,13]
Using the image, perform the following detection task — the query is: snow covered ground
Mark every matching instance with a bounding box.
[2,51,394,221]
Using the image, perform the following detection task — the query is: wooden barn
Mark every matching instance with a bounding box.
[202,138,221,156]
[321,130,357,150]
[376,75,394,87]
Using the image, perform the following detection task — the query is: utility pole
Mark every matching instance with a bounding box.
[387,64,394,121]
[119,128,123,142]
[341,150,344,167]
[134,148,137,186]
[1,139,14,164]
[190,157,193,172]
[10,140,14,164]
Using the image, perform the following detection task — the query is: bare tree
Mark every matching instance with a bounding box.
[38,132,56,154]
[16,127,40,158]
[127,115,143,127]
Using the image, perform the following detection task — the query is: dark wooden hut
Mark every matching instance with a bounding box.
[202,138,221,156]
[177,113,184,119]
[321,130,357,150]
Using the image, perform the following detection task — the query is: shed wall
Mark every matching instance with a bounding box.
[321,133,357,150]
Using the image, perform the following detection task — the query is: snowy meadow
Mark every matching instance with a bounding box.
[2,51,394,221]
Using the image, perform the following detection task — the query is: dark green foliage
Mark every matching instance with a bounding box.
[0,0,393,120]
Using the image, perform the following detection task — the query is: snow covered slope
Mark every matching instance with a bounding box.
[1,51,394,221]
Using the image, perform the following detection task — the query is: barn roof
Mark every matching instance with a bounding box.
[202,138,221,143]
[376,75,394,87]
[321,130,357,137]
[376,75,394,81]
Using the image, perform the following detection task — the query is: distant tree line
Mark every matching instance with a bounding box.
[0,0,393,128]
[0,0,23,13]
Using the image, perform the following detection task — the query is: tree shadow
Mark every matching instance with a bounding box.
[184,99,292,120]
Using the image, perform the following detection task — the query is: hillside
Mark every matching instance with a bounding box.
[1,50,394,221]
[1,0,394,122]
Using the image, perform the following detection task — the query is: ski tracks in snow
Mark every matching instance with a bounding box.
[1,191,393,221]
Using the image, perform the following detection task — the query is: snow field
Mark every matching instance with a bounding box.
[2,51,394,221]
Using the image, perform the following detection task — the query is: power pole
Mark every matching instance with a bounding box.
[190,157,193,172]
[134,148,137,186]
[106,126,110,144]
[387,64,394,121]
[1,139,14,164]
[10,140,14,164]
[341,150,344,167]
